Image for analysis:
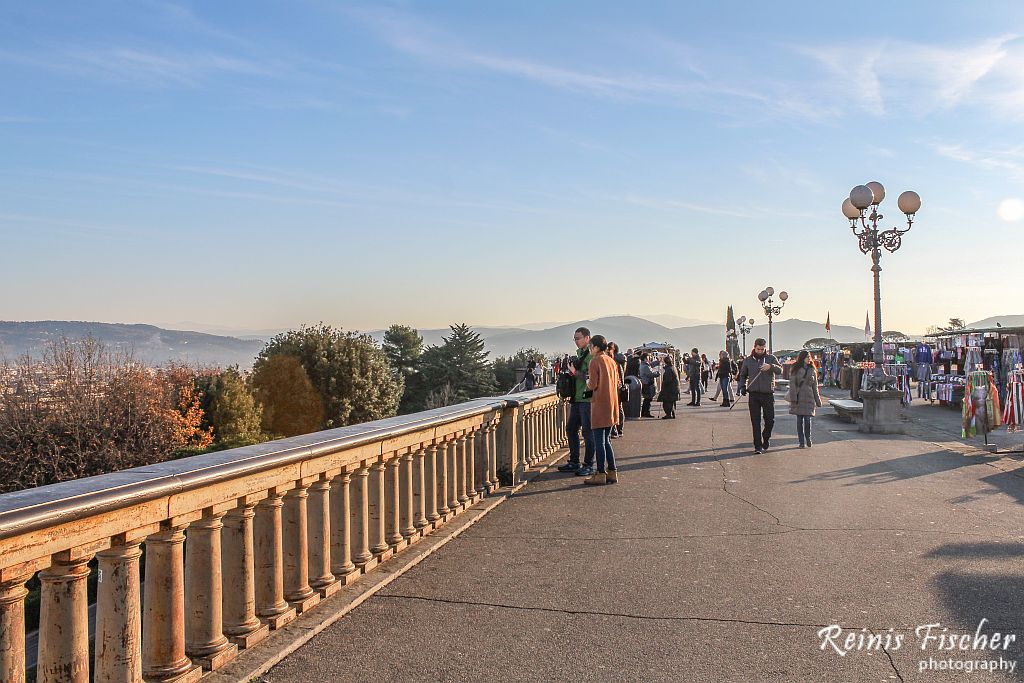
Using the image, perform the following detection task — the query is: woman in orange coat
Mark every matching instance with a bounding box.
[585,334,620,485]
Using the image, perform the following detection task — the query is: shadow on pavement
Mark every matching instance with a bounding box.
[978,470,1024,506]
[790,450,998,486]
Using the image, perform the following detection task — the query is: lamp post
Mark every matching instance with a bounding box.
[756,288,788,354]
[736,316,754,356]
[842,181,920,434]
[842,182,921,388]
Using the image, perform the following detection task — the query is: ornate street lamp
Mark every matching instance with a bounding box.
[842,181,921,389]
[736,316,754,355]
[757,288,788,354]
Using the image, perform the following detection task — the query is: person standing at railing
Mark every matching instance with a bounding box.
[558,327,596,476]
[584,335,620,485]
[608,341,626,438]
[523,360,538,390]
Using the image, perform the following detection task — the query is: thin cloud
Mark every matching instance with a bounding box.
[933,143,1024,182]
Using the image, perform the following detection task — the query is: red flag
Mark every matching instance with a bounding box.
[825,312,831,333]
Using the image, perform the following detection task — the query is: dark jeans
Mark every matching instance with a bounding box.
[662,400,676,417]
[566,401,595,466]
[613,405,625,435]
[747,391,775,450]
[593,426,616,472]
[690,383,702,404]
[796,415,813,446]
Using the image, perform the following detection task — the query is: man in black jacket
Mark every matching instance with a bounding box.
[737,338,783,454]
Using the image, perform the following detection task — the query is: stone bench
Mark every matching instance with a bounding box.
[829,399,864,423]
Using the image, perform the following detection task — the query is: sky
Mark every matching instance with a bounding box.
[2,1,1023,335]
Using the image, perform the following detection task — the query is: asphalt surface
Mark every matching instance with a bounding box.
[263,395,1024,682]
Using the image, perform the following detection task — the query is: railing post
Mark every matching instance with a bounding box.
[385,454,407,552]
[457,434,470,508]
[308,476,340,599]
[95,539,143,683]
[436,439,451,522]
[254,492,296,630]
[350,463,376,572]
[283,482,320,614]
[0,568,32,683]
[425,444,441,529]
[368,460,393,563]
[447,436,461,515]
[39,552,93,683]
[412,446,429,535]
[143,524,201,683]
[222,501,269,648]
[467,429,480,503]
[330,470,359,585]
[400,450,419,544]
[489,419,500,490]
[185,510,237,671]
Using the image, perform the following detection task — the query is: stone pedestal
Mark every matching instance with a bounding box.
[859,389,904,434]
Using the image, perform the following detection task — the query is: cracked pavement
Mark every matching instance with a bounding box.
[263,398,1024,682]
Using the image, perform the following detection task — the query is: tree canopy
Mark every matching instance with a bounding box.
[250,354,323,437]
[406,323,496,410]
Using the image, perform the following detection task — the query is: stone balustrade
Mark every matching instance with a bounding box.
[0,388,565,682]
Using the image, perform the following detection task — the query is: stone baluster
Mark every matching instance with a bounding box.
[412,447,430,534]
[385,454,407,552]
[400,450,419,543]
[457,434,470,508]
[425,444,441,528]
[489,422,500,491]
[39,552,93,683]
[185,511,237,671]
[466,429,479,503]
[544,404,553,454]
[474,428,488,498]
[447,437,461,515]
[436,439,451,521]
[254,493,296,630]
[143,524,201,682]
[283,482,320,614]
[308,476,340,599]
[0,568,32,683]
[350,464,376,572]
[222,501,269,648]
[330,470,359,585]
[526,410,536,465]
[368,460,393,562]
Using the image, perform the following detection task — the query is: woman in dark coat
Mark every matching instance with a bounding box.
[660,355,681,419]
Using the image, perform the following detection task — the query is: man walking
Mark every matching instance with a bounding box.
[558,327,597,475]
[737,338,783,454]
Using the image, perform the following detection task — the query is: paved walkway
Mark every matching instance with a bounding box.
[263,397,1024,682]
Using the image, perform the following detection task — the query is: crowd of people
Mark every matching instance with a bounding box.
[546,328,823,485]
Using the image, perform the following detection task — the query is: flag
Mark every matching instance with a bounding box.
[864,312,872,338]
[825,312,831,333]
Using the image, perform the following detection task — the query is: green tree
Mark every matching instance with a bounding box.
[204,367,265,448]
[250,354,323,437]
[382,324,423,380]
[255,324,401,428]
[939,318,966,332]
[410,324,497,410]
[881,330,909,342]
[493,347,543,391]
[803,337,833,349]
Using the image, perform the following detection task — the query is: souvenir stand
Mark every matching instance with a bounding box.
[925,326,1024,410]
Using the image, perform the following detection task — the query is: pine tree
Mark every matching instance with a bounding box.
[382,324,423,380]
[415,323,496,407]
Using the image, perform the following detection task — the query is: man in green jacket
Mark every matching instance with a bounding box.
[557,326,596,476]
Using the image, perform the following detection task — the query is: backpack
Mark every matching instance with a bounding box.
[556,371,576,400]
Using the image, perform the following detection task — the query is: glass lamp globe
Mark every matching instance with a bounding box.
[758,291,768,302]
[765,286,774,296]
[842,198,861,220]
[897,190,921,215]
[737,316,746,324]
[779,291,789,301]
[865,181,885,205]
[850,185,874,210]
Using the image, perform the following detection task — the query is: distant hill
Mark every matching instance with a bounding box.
[0,321,265,368]
[968,314,1024,329]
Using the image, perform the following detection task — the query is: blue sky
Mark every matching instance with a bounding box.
[2,1,1023,334]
